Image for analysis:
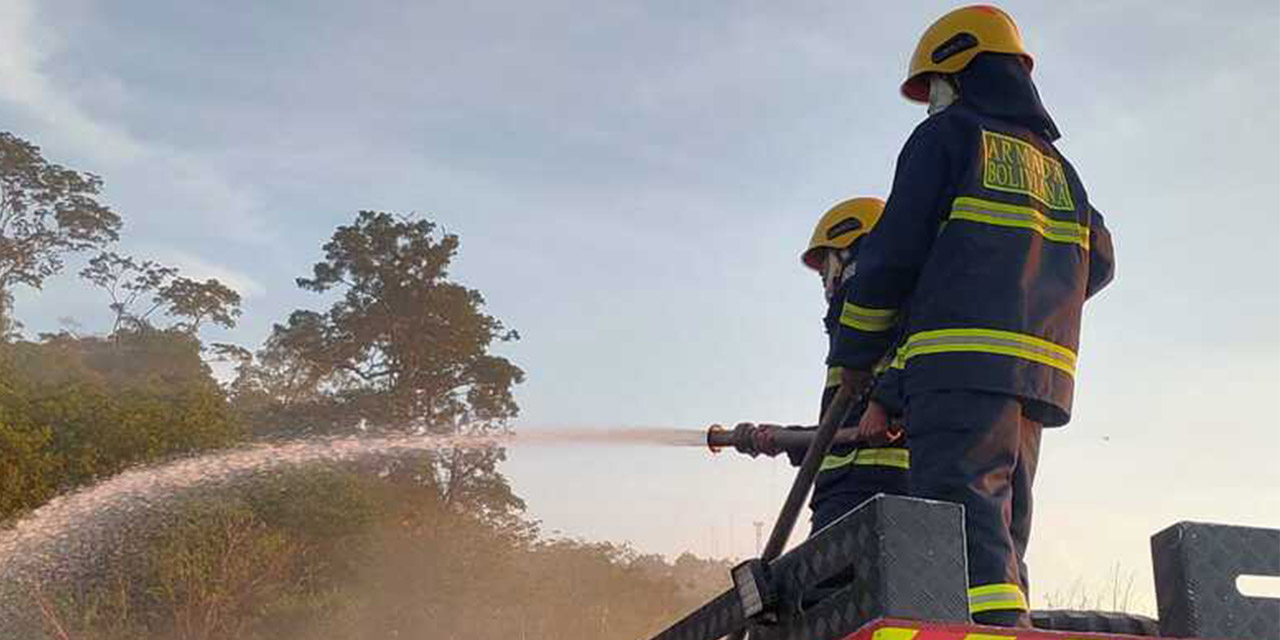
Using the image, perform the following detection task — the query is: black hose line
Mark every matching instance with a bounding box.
[727,383,861,640]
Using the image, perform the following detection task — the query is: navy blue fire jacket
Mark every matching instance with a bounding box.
[828,102,1114,427]
[781,275,908,468]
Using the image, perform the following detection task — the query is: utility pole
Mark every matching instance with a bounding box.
[753,521,765,556]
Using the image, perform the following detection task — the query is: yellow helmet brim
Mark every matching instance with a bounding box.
[902,5,1033,103]
[802,197,885,271]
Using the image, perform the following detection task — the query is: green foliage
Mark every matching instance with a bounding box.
[159,276,241,333]
[0,329,240,521]
[79,251,242,335]
[78,252,177,334]
[232,211,523,437]
[31,468,729,640]
[0,132,121,297]
[240,467,382,541]
[147,497,305,640]
[0,400,55,518]
[0,142,693,638]
[224,210,528,525]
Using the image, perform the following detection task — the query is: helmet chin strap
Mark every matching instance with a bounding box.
[927,74,958,115]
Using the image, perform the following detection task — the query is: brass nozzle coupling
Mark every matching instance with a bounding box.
[707,423,728,454]
[706,422,779,457]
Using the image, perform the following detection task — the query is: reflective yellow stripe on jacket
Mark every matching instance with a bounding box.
[829,348,902,383]
[840,302,898,332]
[872,348,905,375]
[903,328,1077,376]
[968,583,1029,613]
[950,196,1089,249]
[820,447,909,471]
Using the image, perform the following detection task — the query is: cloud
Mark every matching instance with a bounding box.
[134,153,272,246]
[0,0,144,163]
[158,250,266,299]
[0,0,272,246]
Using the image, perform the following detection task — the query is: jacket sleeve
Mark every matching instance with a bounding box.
[1086,205,1115,300]
[869,368,905,417]
[784,392,870,467]
[782,425,812,467]
[828,118,952,370]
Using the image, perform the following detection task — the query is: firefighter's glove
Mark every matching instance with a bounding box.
[857,400,896,446]
[838,368,874,403]
[739,422,784,458]
[886,419,905,443]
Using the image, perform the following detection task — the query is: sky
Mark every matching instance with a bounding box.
[1,0,1278,614]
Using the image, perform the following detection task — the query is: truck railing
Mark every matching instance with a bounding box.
[646,495,1279,640]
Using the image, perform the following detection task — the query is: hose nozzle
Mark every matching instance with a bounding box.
[705,422,790,457]
[707,423,728,454]
[706,422,863,459]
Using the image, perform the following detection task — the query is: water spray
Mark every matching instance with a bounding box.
[509,426,708,448]
[0,426,708,602]
[0,422,759,629]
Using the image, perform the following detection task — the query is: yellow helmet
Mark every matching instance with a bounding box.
[802,197,884,271]
[901,5,1033,103]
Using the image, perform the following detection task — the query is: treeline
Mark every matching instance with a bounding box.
[0,329,237,518]
[0,130,243,520]
[0,131,724,639]
[32,467,725,640]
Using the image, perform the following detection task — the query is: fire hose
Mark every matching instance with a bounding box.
[720,383,863,640]
[705,422,862,458]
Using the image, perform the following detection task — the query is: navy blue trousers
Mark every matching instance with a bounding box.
[907,390,1041,628]
[809,446,910,534]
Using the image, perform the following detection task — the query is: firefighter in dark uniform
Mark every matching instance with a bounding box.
[827,6,1116,628]
[797,197,910,534]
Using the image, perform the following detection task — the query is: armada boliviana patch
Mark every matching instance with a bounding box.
[981,130,1074,211]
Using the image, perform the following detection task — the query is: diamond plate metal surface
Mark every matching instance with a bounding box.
[649,590,745,640]
[1152,521,1280,640]
[648,496,968,640]
[874,495,968,621]
[753,582,865,640]
[757,496,968,640]
[1030,609,1160,636]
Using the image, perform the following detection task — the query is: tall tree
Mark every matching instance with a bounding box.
[244,211,523,435]
[230,212,524,516]
[79,252,178,334]
[159,275,241,334]
[0,132,122,332]
[80,251,242,336]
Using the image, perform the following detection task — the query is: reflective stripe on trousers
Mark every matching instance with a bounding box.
[820,447,909,471]
[860,626,1041,639]
[969,582,1030,613]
